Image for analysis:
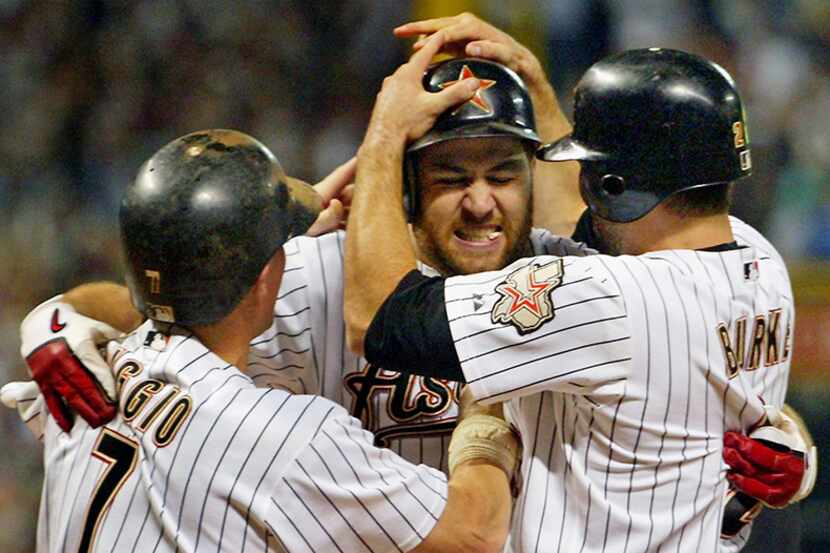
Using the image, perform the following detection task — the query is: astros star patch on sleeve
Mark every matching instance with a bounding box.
[491,259,564,334]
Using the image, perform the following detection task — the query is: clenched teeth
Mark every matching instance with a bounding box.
[455,227,503,242]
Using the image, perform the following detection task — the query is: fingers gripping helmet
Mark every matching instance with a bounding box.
[120,129,321,326]
[538,48,752,223]
[404,58,541,219]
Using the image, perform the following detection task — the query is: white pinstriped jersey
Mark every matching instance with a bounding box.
[248,228,594,473]
[443,217,792,553]
[12,321,446,553]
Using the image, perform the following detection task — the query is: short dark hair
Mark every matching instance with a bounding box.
[663,182,733,217]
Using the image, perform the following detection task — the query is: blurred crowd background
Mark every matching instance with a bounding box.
[1,0,828,551]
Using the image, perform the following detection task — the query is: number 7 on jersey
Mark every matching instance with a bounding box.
[78,428,139,553]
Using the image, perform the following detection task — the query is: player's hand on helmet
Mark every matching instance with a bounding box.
[723,405,817,508]
[365,32,480,146]
[306,157,357,235]
[395,12,570,147]
[396,13,546,88]
[20,295,120,432]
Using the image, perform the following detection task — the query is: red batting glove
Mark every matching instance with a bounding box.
[723,431,803,508]
[723,406,817,509]
[26,338,116,431]
[21,296,120,431]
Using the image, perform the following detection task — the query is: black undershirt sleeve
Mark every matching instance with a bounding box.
[364,270,465,382]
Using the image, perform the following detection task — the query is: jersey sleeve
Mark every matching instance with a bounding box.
[445,255,632,403]
[365,270,464,381]
[267,412,447,553]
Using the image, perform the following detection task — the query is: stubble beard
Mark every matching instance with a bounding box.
[413,208,534,277]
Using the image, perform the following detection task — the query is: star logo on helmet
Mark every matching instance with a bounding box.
[440,65,496,114]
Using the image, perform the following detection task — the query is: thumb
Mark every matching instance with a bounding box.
[74,338,118,401]
[432,78,479,114]
[306,199,345,237]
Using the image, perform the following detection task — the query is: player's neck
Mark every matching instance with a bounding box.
[612,209,734,255]
[190,313,255,372]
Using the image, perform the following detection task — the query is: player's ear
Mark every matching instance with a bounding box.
[253,248,286,303]
[248,248,285,309]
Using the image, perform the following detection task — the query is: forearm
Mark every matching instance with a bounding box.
[414,391,515,553]
[521,60,570,144]
[533,159,583,236]
[345,136,418,354]
[63,282,143,333]
[526,68,584,235]
[411,461,511,553]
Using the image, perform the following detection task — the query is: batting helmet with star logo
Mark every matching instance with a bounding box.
[403,58,541,219]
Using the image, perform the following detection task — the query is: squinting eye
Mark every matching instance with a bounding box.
[436,178,467,187]
[488,176,514,185]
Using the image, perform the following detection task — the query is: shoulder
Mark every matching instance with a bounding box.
[110,323,254,400]
[729,216,786,263]
[275,231,346,318]
[285,231,346,266]
[284,231,346,299]
[728,216,792,286]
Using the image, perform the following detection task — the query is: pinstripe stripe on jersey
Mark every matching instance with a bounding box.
[665,267,694,550]
[668,250,717,553]
[576,400,596,553]
[336,231,348,409]
[533,394,560,553]
[313,238,330,398]
[617,257,654,553]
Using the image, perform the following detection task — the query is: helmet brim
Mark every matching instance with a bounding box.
[407,122,541,154]
[536,135,610,162]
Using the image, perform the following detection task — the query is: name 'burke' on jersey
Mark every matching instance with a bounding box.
[717,308,791,378]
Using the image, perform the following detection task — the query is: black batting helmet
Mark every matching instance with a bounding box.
[538,48,752,223]
[405,58,541,219]
[120,129,321,326]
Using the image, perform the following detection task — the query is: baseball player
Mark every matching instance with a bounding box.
[8,16,813,547]
[398,18,818,553]
[2,129,522,553]
[345,33,811,553]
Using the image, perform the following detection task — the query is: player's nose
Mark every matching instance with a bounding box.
[461,179,496,220]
